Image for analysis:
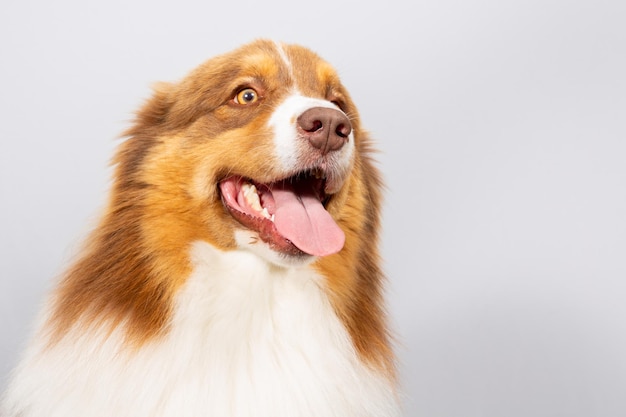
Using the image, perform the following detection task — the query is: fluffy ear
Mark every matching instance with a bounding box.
[124,82,175,137]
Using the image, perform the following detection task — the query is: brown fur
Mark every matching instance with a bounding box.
[48,40,394,378]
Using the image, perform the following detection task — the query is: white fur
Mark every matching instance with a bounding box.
[2,242,398,416]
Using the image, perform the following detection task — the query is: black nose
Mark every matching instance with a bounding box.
[297,107,352,155]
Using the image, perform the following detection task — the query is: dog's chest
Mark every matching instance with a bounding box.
[11,242,396,417]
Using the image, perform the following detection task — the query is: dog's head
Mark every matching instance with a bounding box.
[51,40,390,370]
[116,39,377,267]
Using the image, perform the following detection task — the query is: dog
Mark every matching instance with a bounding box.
[2,40,399,417]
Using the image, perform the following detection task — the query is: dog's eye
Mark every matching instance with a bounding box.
[234,88,259,105]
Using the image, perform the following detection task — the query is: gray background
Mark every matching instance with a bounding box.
[1,0,625,416]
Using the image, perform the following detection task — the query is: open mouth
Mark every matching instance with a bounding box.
[219,169,345,257]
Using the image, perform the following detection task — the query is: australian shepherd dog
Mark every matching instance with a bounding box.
[2,40,399,417]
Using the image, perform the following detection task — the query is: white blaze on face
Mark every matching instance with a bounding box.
[267,94,355,174]
[273,41,294,80]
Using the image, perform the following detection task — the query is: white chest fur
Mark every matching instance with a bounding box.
[2,242,398,417]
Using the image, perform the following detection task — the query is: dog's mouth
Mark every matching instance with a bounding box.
[219,169,345,257]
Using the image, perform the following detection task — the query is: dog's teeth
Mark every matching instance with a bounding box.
[242,183,273,220]
[313,168,324,179]
[242,183,263,212]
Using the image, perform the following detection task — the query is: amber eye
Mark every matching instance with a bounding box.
[234,88,259,105]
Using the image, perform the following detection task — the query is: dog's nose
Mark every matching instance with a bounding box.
[297,107,351,154]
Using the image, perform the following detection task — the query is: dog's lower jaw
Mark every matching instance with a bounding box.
[233,229,316,268]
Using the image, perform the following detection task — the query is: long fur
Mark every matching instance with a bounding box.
[2,40,399,417]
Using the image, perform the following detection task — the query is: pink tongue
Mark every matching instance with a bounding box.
[271,182,345,256]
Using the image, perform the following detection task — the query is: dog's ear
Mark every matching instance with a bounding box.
[124,82,176,137]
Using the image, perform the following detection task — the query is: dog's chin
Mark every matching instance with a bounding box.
[232,229,316,268]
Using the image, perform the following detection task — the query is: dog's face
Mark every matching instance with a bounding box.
[117,40,367,267]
